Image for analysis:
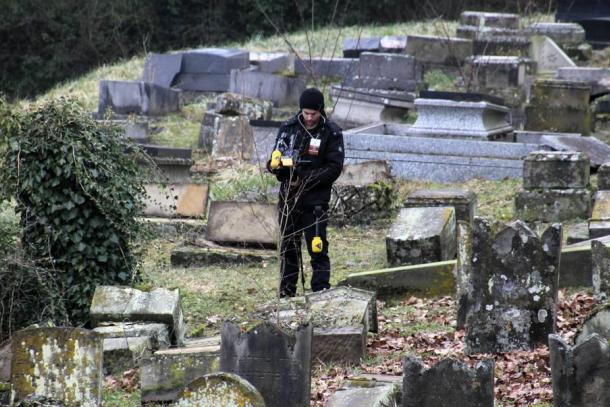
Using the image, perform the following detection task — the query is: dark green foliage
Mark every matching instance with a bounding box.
[0,98,147,324]
[1,0,552,98]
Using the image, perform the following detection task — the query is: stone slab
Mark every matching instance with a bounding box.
[93,322,170,350]
[591,190,610,220]
[539,134,610,168]
[214,92,273,120]
[343,76,420,92]
[103,336,152,375]
[515,188,591,222]
[98,80,181,116]
[386,207,456,267]
[530,35,576,73]
[294,57,359,78]
[523,151,590,189]
[143,183,208,218]
[343,37,381,58]
[530,78,591,109]
[567,222,590,245]
[139,217,206,239]
[591,241,610,296]
[206,201,278,246]
[556,67,610,96]
[249,51,291,73]
[335,160,392,186]
[460,11,520,29]
[328,378,400,407]
[331,98,409,127]
[199,112,254,159]
[174,372,265,406]
[139,144,192,159]
[97,118,150,142]
[330,85,415,106]
[466,55,529,89]
[380,35,407,53]
[575,304,610,344]
[142,52,183,88]
[230,68,307,106]
[598,162,610,190]
[403,189,477,224]
[527,22,586,46]
[404,34,473,66]
[172,73,231,92]
[357,52,422,82]
[170,244,275,267]
[180,48,249,74]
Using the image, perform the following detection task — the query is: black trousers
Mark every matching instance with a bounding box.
[278,204,330,297]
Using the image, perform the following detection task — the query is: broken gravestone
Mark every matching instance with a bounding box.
[221,322,312,407]
[174,372,265,407]
[403,188,477,224]
[327,377,400,407]
[230,68,307,107]
[11,327,103,406]
[206,201,278,246]
[98,80,181,116]
[214,92,273,121]
[102,336,151,375]
[386,207,456,267]
[591,241,610,298]
[574,303,610,345]
[549,333,610,407]
[402,356,494,407]
[199,112,254,160]
[144,183,208,218]
[589,190,610,238]
[93,322,170,350]
[463,218,562,354]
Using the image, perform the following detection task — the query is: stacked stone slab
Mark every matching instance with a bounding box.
[404,34,473,72]
[526,22,589,60]
[98,80,181,116]
[343,37,381,57]
[230,67,307,107]
[345,52,422,92]
[556,67,610,98]
[462,218,562,354]
[525,79,592,135]
[294,57,359,79]
[549,333,610,407]
[173,48,250,92]
[457,11,529,57]
[515,151,591,222]
[386,206,456,267]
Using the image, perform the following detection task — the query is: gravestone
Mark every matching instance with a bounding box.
[538,134,610,168]
[98,80,181,116]
[530,36,576,73]
[328,378,400,407]
[402,356,494,407]
[456,221,472,329]
[97,118,150,142]
[598,162,610,190]
[11,328,103,406]
[221,322,312,407]
[567,222,590,244]
[589,190,610,238]
[170,244,275,268]
[343,37,381,58]
[199,112,254,159]
[561,236,610,288]
[556,67,610,97]
[144,183,208,218]
[463,218,562,354]
[294,57,358,78]
[89,286,185,346]
[174,372,265,407]
[142,52,183,88]
[379,35,407,53]
[330,86,414,126]
[206,201,278,246]
[93,322,170,349]
[329,160,397,226]
[230,68,307,106]
[460,11,520,29]
[592,241,610,297]
[386,207,456,267]
[574,303,610,344]
[403,189,477,224]
[141,339,221,402]
[172,48,249,92]
[214,92,273,121]
[549,333,610,407]
[249,51,291,73]
[345,52,422,92]
[526,22,586,48]
[102,336,151,375]
[404,35,473,67]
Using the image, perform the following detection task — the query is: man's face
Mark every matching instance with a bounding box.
[302,108,321,129]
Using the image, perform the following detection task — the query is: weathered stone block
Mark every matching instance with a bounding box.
[93,322,170,350]
[386,207,456,267]
[460,11,520,29]
[380,35,407,53]
[249,51,291,74]
[523,151,590,189]
[549,333,610,407]
[172,73,231,92]
[206,201,278,246]
[527,22,586,47]
[11,328,103,406]
[403,356,494,407]
[403,188,477,224]
[98,80,181,116]
[170,244,275,267]
[140,342,220,402]
[180,48,249,74]
[331,95,410,126]
[556,67,610,96]
[404,35,472,66]
[567,222,589,245]
[575,303,610,345]
[538,134,610,168]
[530,35,576,73]
[103,336,152,375]
[463,219,561,354]
[328,378,400,407]
[214,92,272,120]
[357,52,422,82]
[343,37,380,58]
[199,112,254,159]
[221,322,312,407]
[89,286,185,346]
[294,57,358,78]
[229,68,307,107]
[143,183,208,218]
[515,188,591,222]
[142,52,183,88]
[598,162,610,190]
[591,241,610,297]
[464,56,530,98]
[525,105,592,134]
[590,190,610,238]
[174,372,265,407]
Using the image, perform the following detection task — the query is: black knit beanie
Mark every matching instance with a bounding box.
[299,88,325,111]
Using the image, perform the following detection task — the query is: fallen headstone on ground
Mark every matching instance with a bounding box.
[174,372,265,407]
[206,201,278,246]
[170,241,275,268]
[403,188,477,224]
[230,68,307,107]
[328,377,400,407]
[98,80,182,116]
[144,183,208,218]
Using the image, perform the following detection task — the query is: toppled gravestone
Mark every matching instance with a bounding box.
[102,336,151,375]
[141,337,221,402]
[199,112,254,160]
[549,333,610,407]
[221,322,312,407]
[515,151,591,222]
[214,92,272,121]
[592,241,610,298]
[386,207,456,267]
[404,34,473,69]
[143,183,208,218]
[457,11,529,57]
[328,377,400,407]
[89,286,185,346]
[343,37,381,58]
[403,188,477,224]
[329,160,397,226]
[98,80,181,116]
[589,190,610,238]
[93,322,171,349]
[206,201,278,246]
[230,68,307,107]
[11,327,103,406]
[174,372,265,407]
[402,356,494,407]
[462,218,562,354]
[575,303,610,345]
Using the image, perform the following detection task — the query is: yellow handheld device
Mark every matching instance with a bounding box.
[270,150,282,169]
[311,206,323,253]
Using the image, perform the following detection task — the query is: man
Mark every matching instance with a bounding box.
[267,88,344,297]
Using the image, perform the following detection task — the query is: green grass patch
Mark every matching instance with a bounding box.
[102,388,140,407]
[209,164,279,202]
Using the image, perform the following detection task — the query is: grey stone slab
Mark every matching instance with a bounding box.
[530,78,591,109]
[331,98,409,127]
[230,68,307,106]
[591,241,610,297]
[343,37,380,58]
[175,372,265,406]
[98,80,181,116]
[142,52,183,88]
[457,25,521,40]
[221,322,312,407]
[139,144,192,159]
[591,190,610,220]
[549,333,610,407]
[473,35,531,57]
[214,92,273,120]
[149,157,193,184]
[405,34,473,66]
[515,130,581,144]
[206,201,278,246]
[599,162,610,190]
[249,51,291,73]
[103,336,152,375]
[294,57,359,78]
[566,222,590,245]
[180,48,249,74]
[357,52,422,81]
[172,73,231,92]
[526,22,586,46]
[403,189,477,224]
[403,357,494,407]
[539,134,610,168]
[530,35,576,73]
[465,55,530,89]
[199,112,254,159]
[97,118,150,142]
[335,160,392,186]
[170,244,275,267]
[515,188,591,222]
[386,207,456,267]
[460,11,520,29]
[523,151,590,189]
[380,35,407,53]
[330,85,415,106]
[575,303,610,344]
[588,220,610,239]
[456,221,472,329]
[140,344,220,402]
[11,328,103,406]
[464,219,561,354]
[251,120,282,164]
[328,378,400,407]
[343,76,420,92]
[556,67,610,96]
[144,183,208,218]
[93,322,170,350]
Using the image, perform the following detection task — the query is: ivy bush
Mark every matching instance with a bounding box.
[0,98,148,324]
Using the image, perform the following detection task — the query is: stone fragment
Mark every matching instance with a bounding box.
[144,183,208,218]
[566,222,589,245]
[404,35,472,66]
[403,189,477,224]
[11,328,103,406]
[221,322,312,407]
[328,378,400,407]
[249,51,291,73]
[141,340,220,402]
[379,35,407,53]
[214,92,273,120]
[598,162,610,190]
[386,207,456,267]
[103,336,152,375]
[526,22,586,47]
[591,241,610,297]
[230,68,307,107]
[530,35,576,73]
[343,37,380,58]
[523,151,590,189]
[89,286,185,346]
[403,356,494,407]
[549,333,610,407]
[170,244,275,267]
[199,112,254,159]
[93,322,170,349]
[460,11,520,29]
[174,372,265,407]
[515,188,591,222]
[556,67,610,97]
[575,303,610,345]
[206,201,278,246]
[142,52,183,88]
[456,221,472,329]
[539,134,610,169]
[98,80,181,116]
[463,219,561,354]
[590,190,610,238]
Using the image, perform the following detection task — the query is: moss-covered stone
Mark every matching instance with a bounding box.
[174,372,265,407]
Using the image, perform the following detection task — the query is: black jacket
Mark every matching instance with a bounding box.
[267,112,344,207]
